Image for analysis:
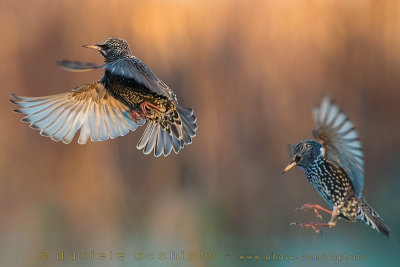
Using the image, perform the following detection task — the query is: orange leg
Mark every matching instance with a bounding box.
[140,101,165,115]
[291,208,339,234]
[296,203,334,220]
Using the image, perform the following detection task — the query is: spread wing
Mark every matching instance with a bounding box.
[312,96,364,198]
[103,58,177,101]
[10,82,143,144]
[58,58,177,101]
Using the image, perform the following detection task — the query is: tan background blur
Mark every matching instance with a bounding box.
[0,0,399,266]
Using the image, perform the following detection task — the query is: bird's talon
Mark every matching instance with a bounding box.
[297,203,313,211]
[140,101,165,116]
[130,110,146,124]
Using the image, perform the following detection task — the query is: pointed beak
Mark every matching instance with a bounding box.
[281,161,297,174]
[81,44,101,51]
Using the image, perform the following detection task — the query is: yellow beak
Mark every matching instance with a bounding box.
[81,44,101,51]
[281,161,297,174]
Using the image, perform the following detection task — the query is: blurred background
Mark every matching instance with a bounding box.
[0,0,399,266]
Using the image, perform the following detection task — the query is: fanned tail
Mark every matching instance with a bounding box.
[358,198,390,238]
[136,105,197,157]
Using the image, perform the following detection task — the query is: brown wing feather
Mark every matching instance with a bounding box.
[10,82,141,144]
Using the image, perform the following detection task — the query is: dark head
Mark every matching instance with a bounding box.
[82,38,133,62]
[282,140,325,173]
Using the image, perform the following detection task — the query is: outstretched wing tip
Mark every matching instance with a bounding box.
[11,82,140,146]
[313,95,365,195]
[57,60,101,72]
[10,93,19,99]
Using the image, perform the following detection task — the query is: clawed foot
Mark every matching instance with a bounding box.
[292,205,339,234]
[290,221,333,234]
[291,222,321,233]
[130,110,145,124]
[295,203,333,221]
[140,101,166,116]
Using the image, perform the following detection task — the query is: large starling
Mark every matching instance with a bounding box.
[282,96,390,237]
[10,38,197,157]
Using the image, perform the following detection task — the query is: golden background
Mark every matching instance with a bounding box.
[0,0,399,266]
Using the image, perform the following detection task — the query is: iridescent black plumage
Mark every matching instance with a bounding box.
[283,96,390,237]
[10,38,197,156]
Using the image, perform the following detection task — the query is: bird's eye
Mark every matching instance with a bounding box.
[294,155,301,162]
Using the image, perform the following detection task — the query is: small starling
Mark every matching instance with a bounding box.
[10,38,197,157]
[282,96,390,237]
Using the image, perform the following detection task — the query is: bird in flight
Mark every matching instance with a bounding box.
[10,38,197,157]
[282,96,390,237]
